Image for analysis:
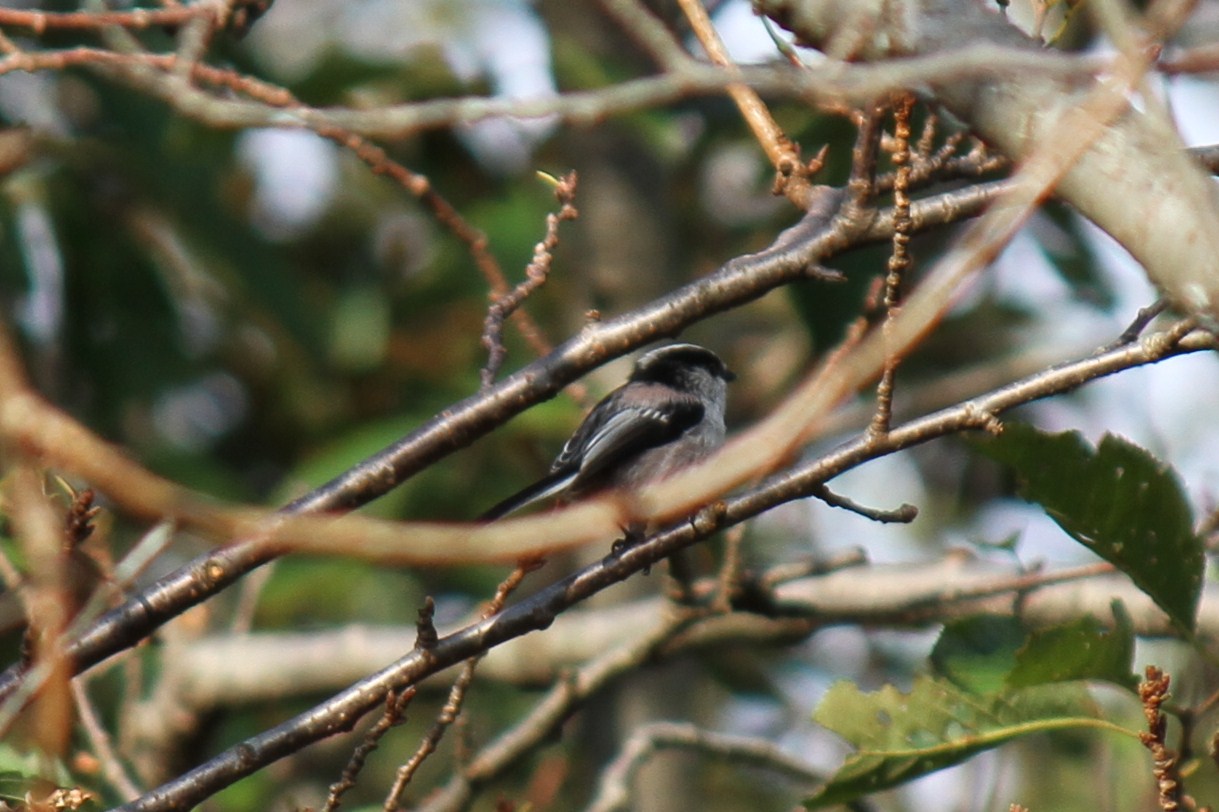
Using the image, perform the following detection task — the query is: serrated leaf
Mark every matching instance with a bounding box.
[806,677,1115,809]
[931,615,1025,694]
[1007,601,1136,690]
[932,605,1136,697]
[978,424,1203,632]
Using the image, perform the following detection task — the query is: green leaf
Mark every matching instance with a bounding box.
[931,615,1025,694]
[978,424,1204,632]
[932,605,1137,697]
[0,744,75,802]
[806,676,1126,809]
[0,771,26,804]
[1007,601,1136,690]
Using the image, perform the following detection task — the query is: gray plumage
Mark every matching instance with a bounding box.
[480,343,734,521]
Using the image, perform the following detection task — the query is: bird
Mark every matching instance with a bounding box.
[480,343,734,522]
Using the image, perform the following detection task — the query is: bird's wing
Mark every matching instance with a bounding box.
[561,385,704,487]
[480,384,703,521]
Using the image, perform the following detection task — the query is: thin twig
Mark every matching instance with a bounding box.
[878,137,1006,190]
[0,41,1104,137]
[811,484,918,524]
[674,0,815,206]
[0,6,218,31]
[383,562,539,810]
[1139,666,1184,812]
[1107,298,1170,349]
[480,172,579,388]
[25,45,556,365]
[870,94,915,437]
[382,661,479,811]
[324,688,416,812]
[710,524,746,613]
[420,610,705,812]
[71,679,143,801]
[844,106,887,213]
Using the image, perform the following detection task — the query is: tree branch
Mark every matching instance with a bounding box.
[757,0,1219,320]
[108,322,1213,811]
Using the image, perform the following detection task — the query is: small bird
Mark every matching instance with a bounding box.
[480,343,735,521]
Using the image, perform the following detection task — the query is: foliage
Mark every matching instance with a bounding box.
[978,425,1205,632]
[808,604,1137,807]
[0,2,1215,812]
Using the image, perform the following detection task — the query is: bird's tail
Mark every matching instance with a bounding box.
[478,469,577,521]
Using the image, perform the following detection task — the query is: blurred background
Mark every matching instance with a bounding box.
[1,0,1219,809]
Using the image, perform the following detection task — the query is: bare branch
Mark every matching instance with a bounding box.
[758,0,1219,320]
[106,322,1213,812]
[0,43,1095,136]
[480,172,579,388]
[323,688,416,812]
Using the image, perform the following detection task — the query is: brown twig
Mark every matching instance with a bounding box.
[844,106,887,213]
[811,483,918,524]
[383,562,539,810]
[324,687,417,812]
[0,0,269,42]
[420,608,706,812]
[63,488,100,548]
[674,0,816,207]
[709,524,746,613]
[383,660,479,811]
[71,679,143,801]
[875,127,1005,193]
[1107,298,1171,350]
[0,6,216,32]
[311,125,555,359]
[1139,665,1184,812]
[190,59,555,365]
[914,110,940,159]
[870,94,916,437]
[480,172,579,388]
